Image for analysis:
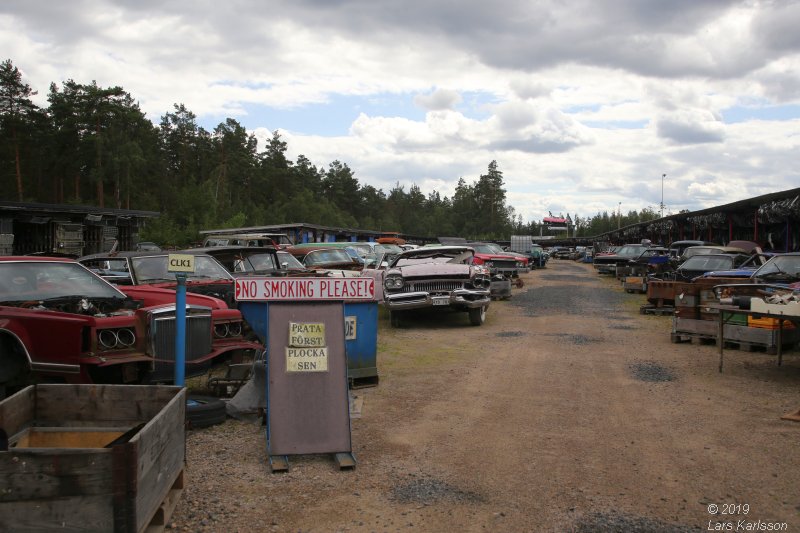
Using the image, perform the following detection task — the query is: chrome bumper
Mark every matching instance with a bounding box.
[384,289,491,311]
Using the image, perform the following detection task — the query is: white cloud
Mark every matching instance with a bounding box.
[413,89,462,111]
[1,0,799,224]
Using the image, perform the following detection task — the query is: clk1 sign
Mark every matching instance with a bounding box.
[234,277,376,301]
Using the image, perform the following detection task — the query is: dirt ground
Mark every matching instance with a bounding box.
[170,261,800,532]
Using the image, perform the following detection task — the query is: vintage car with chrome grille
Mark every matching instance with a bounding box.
[0,257,261,393]
[379,246,492,327]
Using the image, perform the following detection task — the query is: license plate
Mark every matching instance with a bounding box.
[432,296,450,306]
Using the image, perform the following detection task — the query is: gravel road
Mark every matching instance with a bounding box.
[169,261,800,532]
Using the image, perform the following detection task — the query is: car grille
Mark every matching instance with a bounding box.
[149,307,213,362]
[401,280,465,293]
[490,260,516,269]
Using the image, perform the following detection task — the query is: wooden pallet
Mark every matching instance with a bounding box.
[144,469,185,533]
[671,331,717,345]
[671,318,799,354]
[640,304,674,316]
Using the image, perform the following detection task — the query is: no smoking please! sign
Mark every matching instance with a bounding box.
[235,277,376,301]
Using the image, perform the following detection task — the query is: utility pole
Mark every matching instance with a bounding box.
[660,173,666,218]
[618,202,622,229]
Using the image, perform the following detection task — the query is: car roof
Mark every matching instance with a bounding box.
[683,245,746,254]
[182,246,277,254]
[0,256,76,262]
[399,245,474,255]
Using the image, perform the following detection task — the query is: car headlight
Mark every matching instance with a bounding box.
[98,328,136,350]
[474,265,490,276]
[474,274,491,289]
[384,275,404,289]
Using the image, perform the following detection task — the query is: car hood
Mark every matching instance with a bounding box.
[119,285,229,309]
[388,262,470,278]
[474,253,516,261]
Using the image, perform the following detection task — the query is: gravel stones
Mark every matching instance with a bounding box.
[629,361,676,382]
[496,331,526,338]
[512,284,622,317]
[573,511,701,532]
[390,475,483,504]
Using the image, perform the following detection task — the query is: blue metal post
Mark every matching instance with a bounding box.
[175,273,187,386]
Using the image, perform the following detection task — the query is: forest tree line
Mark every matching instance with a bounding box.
[0,59,659,245]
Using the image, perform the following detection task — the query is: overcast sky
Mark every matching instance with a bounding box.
[3,0,799,223]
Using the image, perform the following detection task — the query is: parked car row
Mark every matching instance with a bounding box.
[0,256,262,395]
[0,238,530,395]
[590,239,771,283]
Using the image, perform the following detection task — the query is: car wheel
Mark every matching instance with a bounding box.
[0,337,28,390]
[186,395,227,429]
[468,305,486,326]
[390,311,402,327]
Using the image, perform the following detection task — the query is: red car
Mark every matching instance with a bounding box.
[0,257,261,392]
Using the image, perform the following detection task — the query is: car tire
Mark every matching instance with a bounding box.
[390,311,402,327]
[186,395,227,429]
[468,305,486,326]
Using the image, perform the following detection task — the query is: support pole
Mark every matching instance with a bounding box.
[175,273,187,386]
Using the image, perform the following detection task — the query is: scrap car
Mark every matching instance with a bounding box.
[592,243,651,274]
[79,250,239,307]
[0,257,261,392]
[180,246,318,278]
[285,245,364,277]
[378,246,492,327]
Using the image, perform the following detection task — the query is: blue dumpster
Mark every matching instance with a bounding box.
[343,301,379,387]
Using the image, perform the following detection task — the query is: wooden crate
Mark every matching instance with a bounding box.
[623,276,646,293]
[647,280,676,306]
[672,317,799,353]
[0,384,186,533]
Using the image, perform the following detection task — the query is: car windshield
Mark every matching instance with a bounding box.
[470,244,497,254]
[679,255,734,271]
[391,249,474,267]
[486,243,507,254]
[0,261,125,302]
[379,244,403,254]
[277,252,305,270]
[681,246,729,259]
[752,255,800,282]
[233,252,279,272]
[81,258,129,273]
[616,245,647,258]
[303,249,354,266]
[132,255,232,282]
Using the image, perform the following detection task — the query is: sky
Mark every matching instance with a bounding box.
[2,0,799,224]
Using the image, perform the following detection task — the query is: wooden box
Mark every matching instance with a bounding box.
[647,280,677,305]
[0,384,186,533]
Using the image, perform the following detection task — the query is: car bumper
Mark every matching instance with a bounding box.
[594,263,616,273]
[384,289,491,311]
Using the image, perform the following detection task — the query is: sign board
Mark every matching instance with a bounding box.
[289,322,326,347]
[167,254,196,273]
[235,277,375,301]
[344,316,357,340]
[286,347,329,372]
[286,322,328,372]
[267,302,351,456]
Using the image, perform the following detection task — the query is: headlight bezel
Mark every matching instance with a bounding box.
[384,275,405,290]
